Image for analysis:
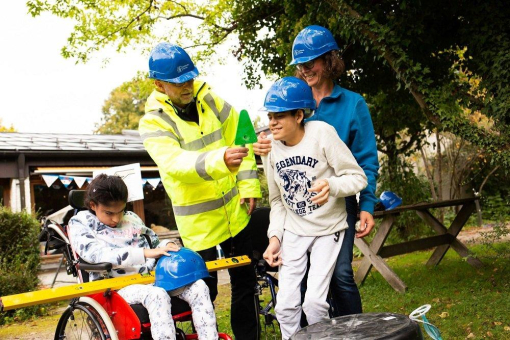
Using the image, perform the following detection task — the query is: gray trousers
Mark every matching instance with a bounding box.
[275,230,344,339]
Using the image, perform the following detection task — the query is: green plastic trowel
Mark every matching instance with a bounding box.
[235,109,258,146]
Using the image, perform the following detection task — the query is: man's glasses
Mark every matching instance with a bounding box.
[296,59,315,71]
[169,79,193,87]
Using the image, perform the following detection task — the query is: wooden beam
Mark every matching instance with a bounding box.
[379,234,453,258]
[132,199,145,223]
[416,204,483,268]
[1,256,250,311]
[354,236,407,293]
[373,197,479,217]
[355,215,395,284]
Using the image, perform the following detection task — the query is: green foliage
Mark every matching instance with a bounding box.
[0,206,41,325]
[368,89,427,166]
[28,0,510,171]
[257,168,269,207]
[25,0,231,63]
[229,0,510,167]
[0,118,16,132]
[377,157,431,241]
[481,195,510,221]
[96,72,154,134]
[479,194,510,258]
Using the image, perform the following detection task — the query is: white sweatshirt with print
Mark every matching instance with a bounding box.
[69,210,168,281]
[263,121,368,241]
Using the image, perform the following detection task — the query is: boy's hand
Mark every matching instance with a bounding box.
[310,179,330,205]
[253,132,272,156]
[144,243,180,259]
[263,237,282,267]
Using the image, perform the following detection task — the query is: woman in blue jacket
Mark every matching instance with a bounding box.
[254,25,379,317]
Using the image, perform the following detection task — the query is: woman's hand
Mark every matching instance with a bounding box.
[309,179,330,205]
[263,237,282,267]
[253,132,272,156]
[356,211,375,238]
[144,242,180,259]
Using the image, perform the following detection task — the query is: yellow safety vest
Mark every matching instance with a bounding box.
[139,81,261,251]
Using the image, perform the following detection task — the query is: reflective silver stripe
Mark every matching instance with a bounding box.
[203,94,220,121]
[203,94,232,123]
[140,130,179,143]
[181,128,223,151]
[219,102,231,123]
[195,151,213,181]
[147,109,183,140]
[173,187,239,216]
[237,170,258,181]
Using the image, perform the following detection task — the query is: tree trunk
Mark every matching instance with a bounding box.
[436,131,444,223]
[420,147,438,200]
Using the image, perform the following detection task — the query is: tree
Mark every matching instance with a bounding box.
[229,0,510,166]
[0,118,15,132]
[96,72,154,134]
[28,0,510,168]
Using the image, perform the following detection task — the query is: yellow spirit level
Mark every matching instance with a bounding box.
[0,256,250,311]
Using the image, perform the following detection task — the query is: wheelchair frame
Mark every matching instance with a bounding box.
[249,207,280,339]
[40,190,233,340]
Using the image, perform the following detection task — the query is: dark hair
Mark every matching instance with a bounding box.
[85,174,128,212]
[294,50,345,81]
[289,109,306,127]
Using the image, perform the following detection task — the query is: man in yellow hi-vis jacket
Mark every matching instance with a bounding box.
[139,42,262,339]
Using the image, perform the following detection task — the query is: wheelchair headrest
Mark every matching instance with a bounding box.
[69,190,87,210]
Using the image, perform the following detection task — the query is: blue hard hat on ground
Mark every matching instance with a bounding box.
[261,77,316,118]
[290,25,340,65]
[154,247,210,292]
[148,43,199,83]
[380,191,403,210]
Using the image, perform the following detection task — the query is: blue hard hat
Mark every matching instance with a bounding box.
[154,247,210,292]
[148,43,199,83]
[290,25,340,65]
[262,77,316,117]
[380,191,403,210]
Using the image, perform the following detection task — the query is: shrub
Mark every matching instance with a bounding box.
[0,205,41,325]
[377,157,431,242]
[257,168,269,207]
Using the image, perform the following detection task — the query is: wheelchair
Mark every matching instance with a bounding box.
[248,207,280,338]
[39,190,233,340]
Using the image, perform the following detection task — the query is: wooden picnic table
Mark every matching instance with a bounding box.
[354,197,483,293]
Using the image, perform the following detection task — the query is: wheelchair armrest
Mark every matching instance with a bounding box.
[77,260,112,272]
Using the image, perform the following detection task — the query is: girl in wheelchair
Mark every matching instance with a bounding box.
[68,174,218,340]
[260,77,368,339]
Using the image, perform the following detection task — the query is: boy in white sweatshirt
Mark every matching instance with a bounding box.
[261,77,367,339]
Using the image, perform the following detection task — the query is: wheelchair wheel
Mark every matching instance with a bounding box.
[175,328,187,340]
[255,288,280,339]
[55,298,114,340]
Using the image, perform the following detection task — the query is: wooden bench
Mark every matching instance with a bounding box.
[354,197,483,293]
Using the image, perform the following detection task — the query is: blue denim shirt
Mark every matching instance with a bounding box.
[306,84,379,214]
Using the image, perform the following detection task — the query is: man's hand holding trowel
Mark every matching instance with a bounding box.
[223,109,259,214]
[224,147,249,171]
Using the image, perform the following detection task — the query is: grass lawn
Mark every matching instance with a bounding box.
[1,242,508,339]
[359,242,510,339]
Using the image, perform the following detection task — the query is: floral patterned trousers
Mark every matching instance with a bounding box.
[118,279,218,340]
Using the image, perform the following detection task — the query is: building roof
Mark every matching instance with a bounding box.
[0,131,144,152]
